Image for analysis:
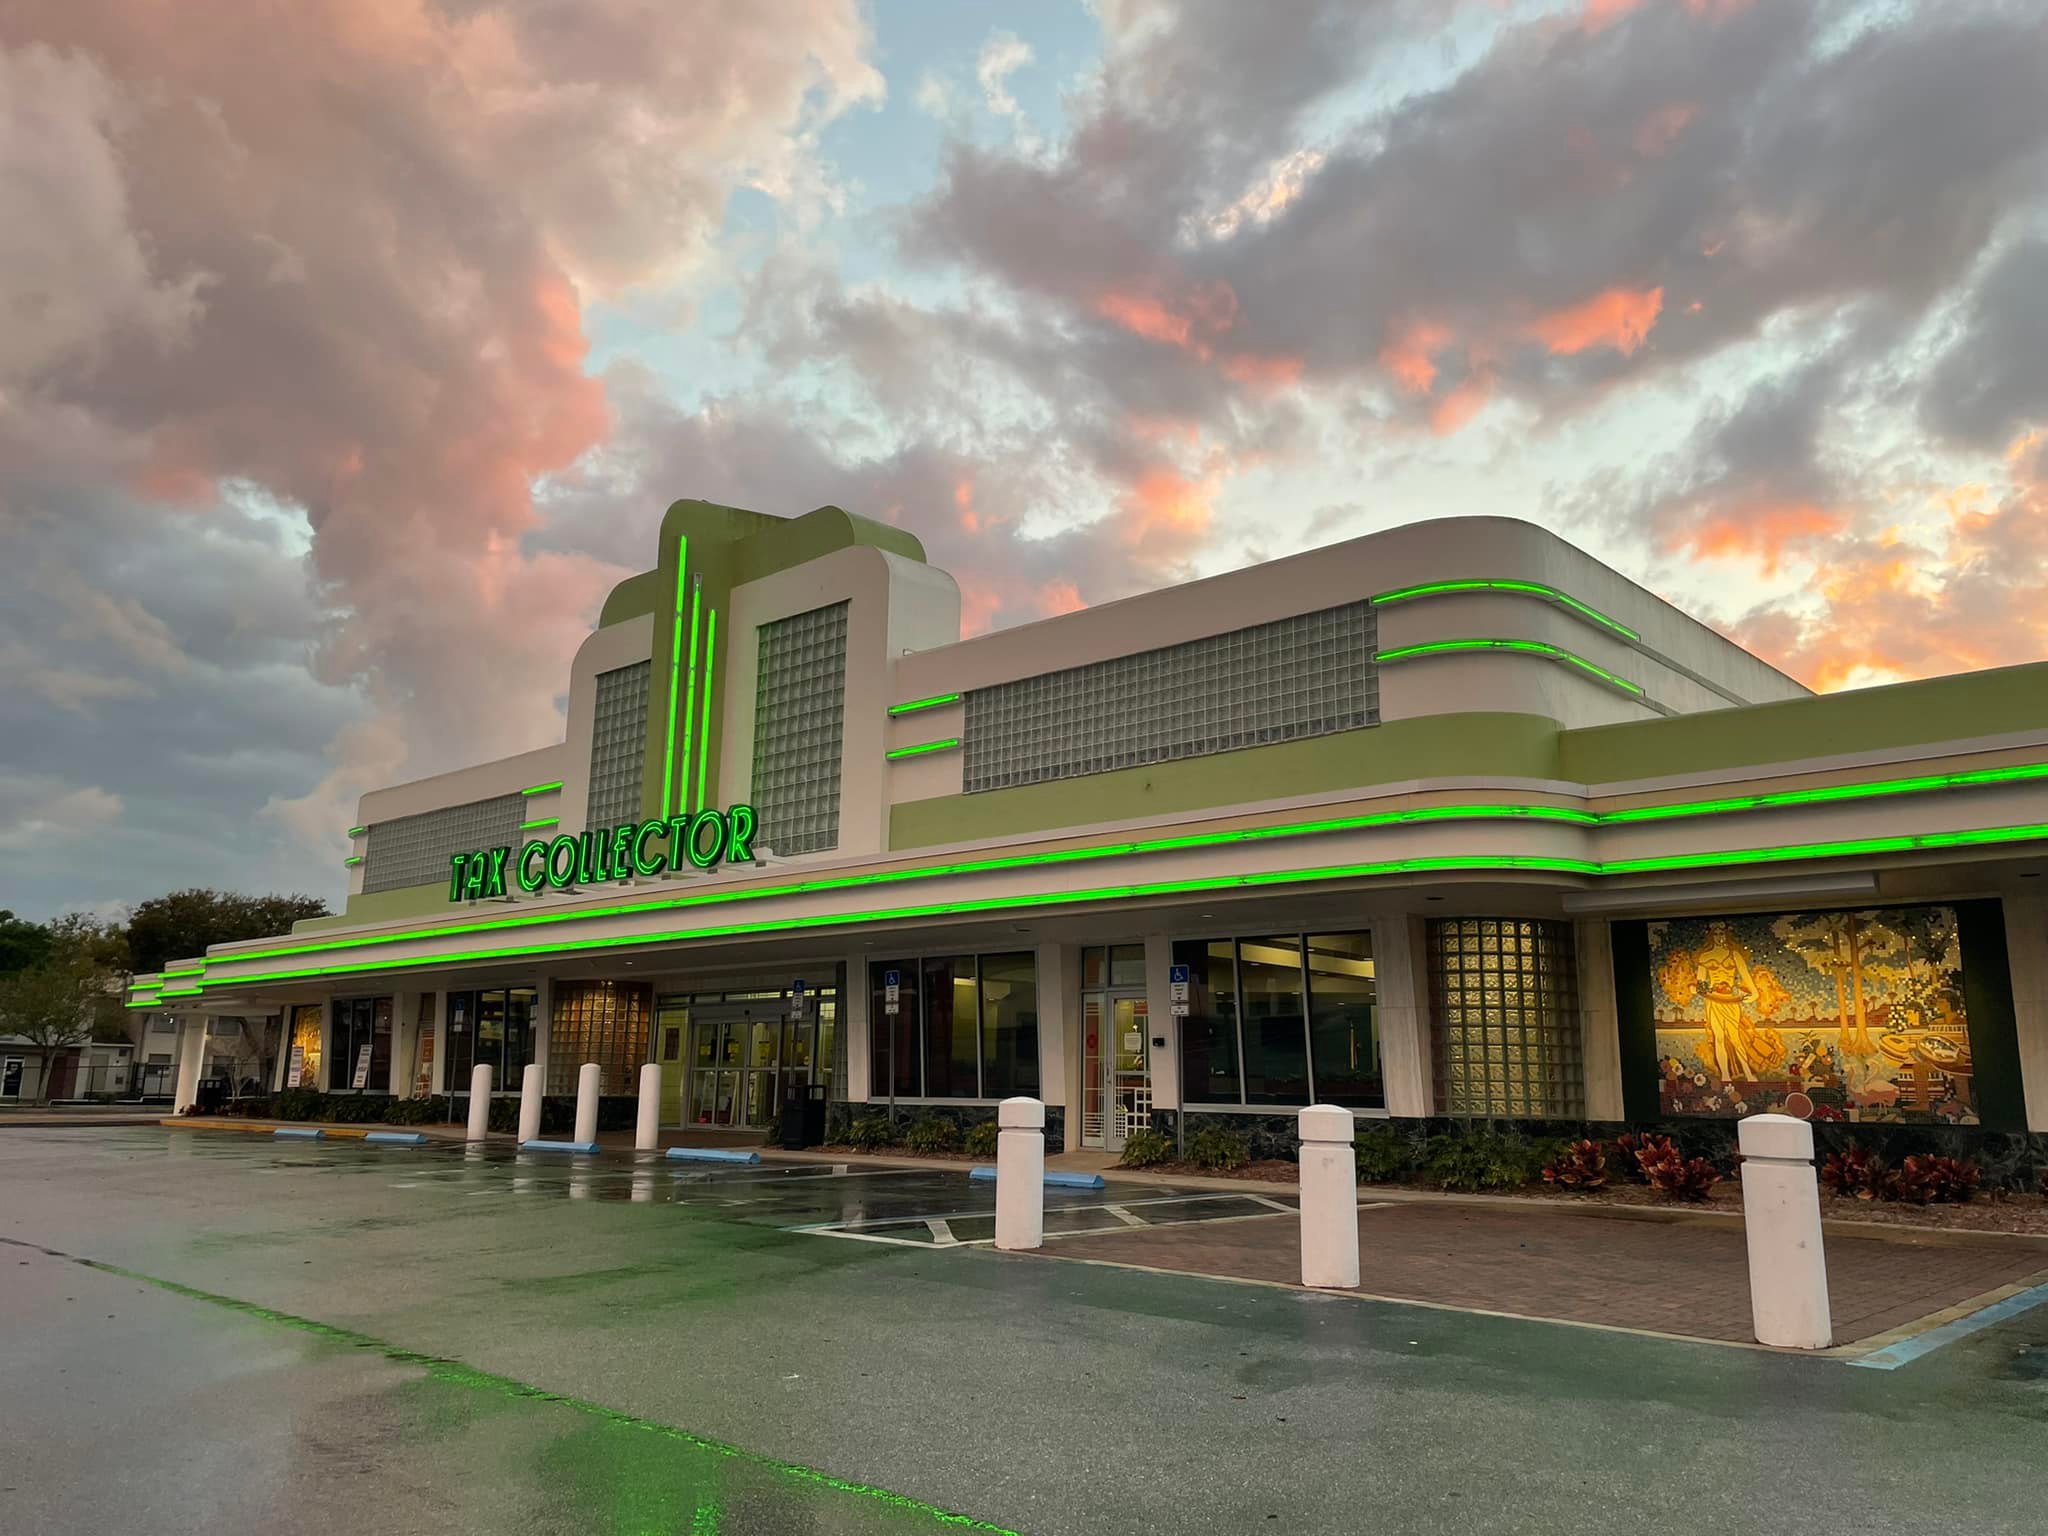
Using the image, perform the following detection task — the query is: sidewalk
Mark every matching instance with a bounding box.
[0,1109,175,1129]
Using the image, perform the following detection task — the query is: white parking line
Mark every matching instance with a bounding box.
[925,1218,960,1246]
[1101,1204,1150,1228]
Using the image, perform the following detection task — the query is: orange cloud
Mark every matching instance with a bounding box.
[1379,319,1451,395]
[1672,501,1848,576]
[1430,374,1495,436]
[1120,465,1216,552]
[1095,279,1239,360]
[1634,102,1697,158]
[1528,285,1664,356]
[1221,351,1303,390]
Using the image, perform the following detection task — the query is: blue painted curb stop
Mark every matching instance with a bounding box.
[364,1131,429,1146]
[665,1147,762,1165]
[273,1127,325,1140]
[521,1139,601,1154]
[969,1166,1107,1190]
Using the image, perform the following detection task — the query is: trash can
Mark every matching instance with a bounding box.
[195,1075,230,1114]
[782,1083,829,1149]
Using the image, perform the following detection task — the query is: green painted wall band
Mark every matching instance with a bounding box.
[887,738,963,761]
[888,692,963,716]
[1370,579,1640,640]
[1376,638,1645,696]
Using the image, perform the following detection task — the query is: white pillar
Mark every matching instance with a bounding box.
[2005,893,2048,1131]
[995,1096,1045,1251]
[465,1063,493,1141]
[1297,1105,1360,1289]
[1576,918,1625,1121]
[1375,916,1434,1118]
[1738,1113,1832,1349]
[171,1017,207,1114]
[1034,944,1073,1146]
[518,1062,544,1143]
[636,1061,661,1151]
[843,949,872,1104]
[1142,932,1178,1117]
[574,1062,602,1145]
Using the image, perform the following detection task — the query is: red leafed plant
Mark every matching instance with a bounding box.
[1542,1138,1610,1192]
[1637,1139,1721,1202]
[1886,1154,1981,1205]
[2039,1166,2048,1199]
[1819,1143,1887,1201]
[1615,1132,1674,1185]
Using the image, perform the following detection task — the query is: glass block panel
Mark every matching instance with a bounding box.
[362,793,525,895]
[586,660,650,829]
[547,981,651,1096]
[751,602,848,855]
[962,600,1378,793]
[1427,917,1583,1118]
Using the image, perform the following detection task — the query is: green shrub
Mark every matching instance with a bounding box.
[1422,1127,1548,1192]
[904,1117,962,1154]
[1354,1126,1414,1184]
[272,1088,323,1122]
[845,1114,899,1151]
[1186,1125,1250,1170]
[487,1095,520,1134]
[381,1095,442,1126]
[1119,1129,1174,1167]
[963,1120,999,1159]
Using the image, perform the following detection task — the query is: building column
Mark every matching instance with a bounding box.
[1577,918,1625,1121]
[1143,931,1179,1132]
[843,950,871,1104]
[2005,893,2048,1132]
[171,1016,208,1113]
[1034,943,1075,1149]
[531,977,553,1096]
[390,990,419,1097]
[1376,915,1434,1119]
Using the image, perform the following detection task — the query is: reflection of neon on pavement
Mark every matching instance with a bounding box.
[80,1258,1021,1533]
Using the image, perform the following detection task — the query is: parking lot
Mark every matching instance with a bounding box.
[8,1127,2048,1534]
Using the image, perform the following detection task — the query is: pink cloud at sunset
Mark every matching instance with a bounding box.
[1527,286,1666,357]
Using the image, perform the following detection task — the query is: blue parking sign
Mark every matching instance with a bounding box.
[1169,964,1190,985]
[883,969,900,988]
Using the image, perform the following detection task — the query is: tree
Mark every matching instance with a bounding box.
[0,954,100,1104]
[126,890,330,975]
[0,910,53,976]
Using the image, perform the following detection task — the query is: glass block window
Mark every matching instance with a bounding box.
[1429,917,1583,1118]
[362,793,525,894]
[751,601,848,855]
[963,601,1377,794]
[586,660,650,828]
[547,980,652,1096]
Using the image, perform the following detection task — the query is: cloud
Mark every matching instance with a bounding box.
[0,775,122,852]
[1527,286,1665,357]
[1920,237,2048,450]
[977,31,1034,121]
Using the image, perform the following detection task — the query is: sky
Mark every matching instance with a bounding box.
[2,0,2046,922]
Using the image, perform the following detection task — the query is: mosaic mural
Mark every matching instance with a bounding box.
[1648,905,1975,1124]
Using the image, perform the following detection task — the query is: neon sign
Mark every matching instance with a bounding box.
[448,806,758,902]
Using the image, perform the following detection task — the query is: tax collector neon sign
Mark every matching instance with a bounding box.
[448,806,757,902]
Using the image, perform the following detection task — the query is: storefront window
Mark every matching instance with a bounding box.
[329,997,392,1092]
[286,1004,322,1089]
[871,952,1038,1099]
[1306,933,1381,1108]
[1239,937,1311,1104]
[445,987,537,1092]
[1175,940,1241,1104]
[979,952,1039,1098]
[1177,931,1378,1107]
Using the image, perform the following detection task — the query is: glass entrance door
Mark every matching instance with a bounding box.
[681,996,819,1130]
[1081,991,1150,1150]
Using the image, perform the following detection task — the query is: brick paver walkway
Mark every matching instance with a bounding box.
[1039,1202,2048,1345]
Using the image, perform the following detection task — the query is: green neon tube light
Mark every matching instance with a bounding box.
[520,817,559,831]
[343,855,363,867]
[520,781,564,798]
[695,609,718,813]
[126,999,162,1009]
[1600,760,2048,822]
[659,535,689,817]
[676,580,702,817]
[347,825,366,838]
[887,738,962,761]
[1376,638,1645,696]
[888,692,963,716]
[160,986,204,998]
[1371,579,1640,640]
[170,818,2048,991]
[160,966,205,978]
[182,759,2048,975]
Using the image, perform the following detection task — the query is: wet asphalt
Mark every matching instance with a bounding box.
[3,1127,2047,1535]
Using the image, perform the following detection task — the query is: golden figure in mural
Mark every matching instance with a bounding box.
[1693,920,1787,1083]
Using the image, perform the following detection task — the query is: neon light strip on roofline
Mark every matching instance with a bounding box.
[695,609,718,814]
[659,535,689,817]
[344,856,363,867]
[1376,639,1645,696]
[1370,579,1640,640]
[347,826,366,838]
[887,738,962,761]
[176,755,2048,981]
[888,693,963,716]
[182,819,2048,990]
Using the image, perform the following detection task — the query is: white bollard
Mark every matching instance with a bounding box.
[995,1096,1045,1251]
[636,1061,662,1151]
[518,1062,543,1144]
[1739,1113,1832,1349]
[465,1063,493,1142]
[1297,1105,1360,1289]
[574,1062,602,1145]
